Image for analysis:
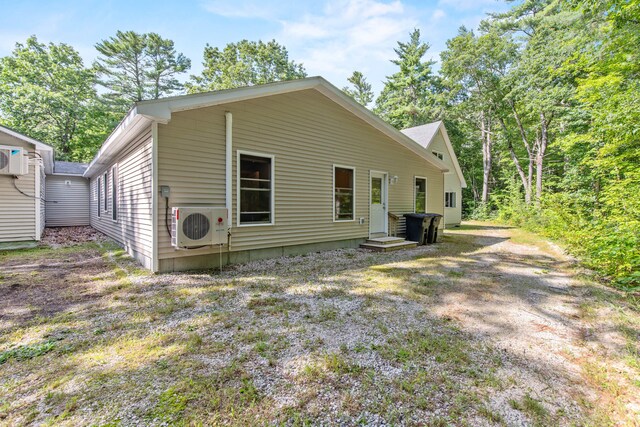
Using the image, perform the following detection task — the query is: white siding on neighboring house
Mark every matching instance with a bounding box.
[89,127,153,268]
[0,136,36,242]
[156,89,444,264]
[46,175,90,226]
[38,163,45,236]
[429,132,462,226]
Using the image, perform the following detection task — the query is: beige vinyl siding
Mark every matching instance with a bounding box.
[46,175,90,226]
[430,132,462,225]
[0,136,36,242]
[157,89,444,260]
[90,127,153,268]
[39,164,45,235]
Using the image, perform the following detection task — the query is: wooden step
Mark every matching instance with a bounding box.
[366,236,405,245]
[360,240,418,252]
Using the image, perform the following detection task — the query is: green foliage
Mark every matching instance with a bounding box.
[186,39,306,93]
[0,340,56,364]
[94,30,191,110]
[0,36,110,161]
[342,71,374,107]
[375,29,441,128]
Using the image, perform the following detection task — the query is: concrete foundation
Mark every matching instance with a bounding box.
[157,238,366,273]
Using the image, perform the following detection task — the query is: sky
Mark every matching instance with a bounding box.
[0,0,512,96]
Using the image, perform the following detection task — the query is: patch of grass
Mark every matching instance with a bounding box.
[148,386,188,424]
[186,333,203,352]
[318,287,349,298]
[246,296,302,314]
[369,265,414,278]
[315,306,338,322]
[381,329,472,369]
[478,405,504,424]
[0,340,57,364]
[323,352,362,376]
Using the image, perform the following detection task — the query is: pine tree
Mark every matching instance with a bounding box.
[374,29,441,129]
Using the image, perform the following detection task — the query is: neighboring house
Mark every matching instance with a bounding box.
[83,77,451,272]
[401,121,467,226]
[0,125,52,242]
[45,161,90,227]
[0,125,90,242]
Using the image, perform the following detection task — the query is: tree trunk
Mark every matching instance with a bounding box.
[481,114,492,204]
[499,117,532,204]
[535,112,549,203]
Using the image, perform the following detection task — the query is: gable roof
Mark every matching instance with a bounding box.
[53,160,88,176]
[85,76,450,177]
[0,124,54,174]
[401,121,467,188]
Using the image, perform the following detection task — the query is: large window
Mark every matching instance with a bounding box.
[238,152,274,225]
[97,178,101,218]
[445,192,457,208]
[334,166,355,221]
[111,167,117,221]
[414,177,427,213]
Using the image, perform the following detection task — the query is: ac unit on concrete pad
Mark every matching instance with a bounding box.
[171,207,228,248]
[0,145,28,175]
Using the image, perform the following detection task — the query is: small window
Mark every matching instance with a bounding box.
[111,167,117,221]
[432,151,444,161]
[445,192,457,208]
[239,153,274,225]
[334,166,355,221]
[103,173,109,212]
[415,177,427,213]
[97,178,102,218]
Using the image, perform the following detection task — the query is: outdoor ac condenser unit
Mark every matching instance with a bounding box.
[0,145,28,175]
[171,206,228,248]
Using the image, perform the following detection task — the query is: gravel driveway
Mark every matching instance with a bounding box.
[0,223,637,426]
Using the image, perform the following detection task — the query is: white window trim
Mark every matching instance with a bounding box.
[445,191,457,208]
[333,164,356,222]
[236,150,275,227]
[432,150,444,161]
[414,176,428,213]
[111,166,118,223]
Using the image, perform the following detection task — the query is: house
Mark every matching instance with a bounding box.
[401,121,467,226]
[83,77,451,272]
[0,125,90,242]
[45,161,90,227]
[0,125,52,242]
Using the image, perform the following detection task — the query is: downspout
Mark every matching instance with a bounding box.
[225,112,233,240]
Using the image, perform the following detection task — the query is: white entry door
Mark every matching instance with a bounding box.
[369,171,387,235]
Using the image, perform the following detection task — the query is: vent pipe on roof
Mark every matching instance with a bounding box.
[225,112,233,231]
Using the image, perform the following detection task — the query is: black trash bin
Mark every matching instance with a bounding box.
[426,214,443,243]
[404,213,438,245]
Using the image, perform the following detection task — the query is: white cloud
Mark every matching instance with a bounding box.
[437,0,502,11]
[200,0,281,19]
[276,0,418,93]
[432,9,446,20]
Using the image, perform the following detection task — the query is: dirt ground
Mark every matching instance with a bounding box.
[0,224,638,426]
